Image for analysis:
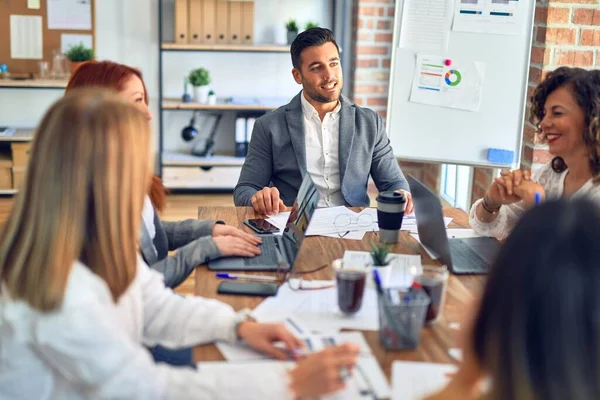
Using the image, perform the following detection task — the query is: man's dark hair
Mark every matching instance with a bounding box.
[290,27,340,70]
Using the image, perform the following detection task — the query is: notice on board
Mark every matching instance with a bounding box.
[409,54,486,112]
[399,0,452,53]
[453,0,528,36]
[10,15,43,60]
[47,0,92,30]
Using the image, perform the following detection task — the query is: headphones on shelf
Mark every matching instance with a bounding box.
[180,111,222,157]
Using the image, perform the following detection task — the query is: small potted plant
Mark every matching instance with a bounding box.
[207,89,217,105]
[370,240,393,285]
[285,19,299,45]
[188,67,211,104]
[305,21,318,30]
[64,43,93,75]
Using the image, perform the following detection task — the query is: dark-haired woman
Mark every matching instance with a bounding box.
[469,67,600,239]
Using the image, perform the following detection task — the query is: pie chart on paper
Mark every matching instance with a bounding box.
[444,70,462,87]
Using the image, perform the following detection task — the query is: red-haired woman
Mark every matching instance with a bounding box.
[66,61,262,289]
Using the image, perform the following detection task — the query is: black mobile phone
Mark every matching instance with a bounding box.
[217,281,279,297]
[243,218,280,234]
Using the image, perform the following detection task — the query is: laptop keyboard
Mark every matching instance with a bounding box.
[448,239,489,274]
[244,237,281,266]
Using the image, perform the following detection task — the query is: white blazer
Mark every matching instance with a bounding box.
[0,257,292,399]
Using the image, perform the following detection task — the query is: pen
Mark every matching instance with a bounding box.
[534,192,541,205]
[215,273,278,282]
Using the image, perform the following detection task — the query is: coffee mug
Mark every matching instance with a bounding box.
[376,191,407,244]
[333,259,367,314]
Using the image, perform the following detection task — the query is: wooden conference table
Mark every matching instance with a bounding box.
[194,206,485,380]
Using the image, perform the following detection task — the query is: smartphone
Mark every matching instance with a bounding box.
[217,281,279,297]
[243,218,280,234]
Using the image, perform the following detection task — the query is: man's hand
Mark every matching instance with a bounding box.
[251,187,286,216]
[395,189,414,215]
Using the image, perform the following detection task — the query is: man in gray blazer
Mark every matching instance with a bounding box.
[234,28,412,215]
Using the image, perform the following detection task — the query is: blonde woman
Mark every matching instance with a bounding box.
[0,89,359,399]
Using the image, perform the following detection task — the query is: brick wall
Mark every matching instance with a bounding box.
[351,0,441,191]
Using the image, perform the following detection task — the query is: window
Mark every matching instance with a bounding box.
[440,164,472,211]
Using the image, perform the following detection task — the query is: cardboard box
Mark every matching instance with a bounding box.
[11,142,31,167]
[0,167,11,189]
[12,167,25,190]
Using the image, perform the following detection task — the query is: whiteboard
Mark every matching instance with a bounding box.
[387,0,536,168]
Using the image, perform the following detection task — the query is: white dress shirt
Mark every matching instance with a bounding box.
[470,163,600,240]
[0,257,293,399]
[301,92,344,207]
[141,195,156,240]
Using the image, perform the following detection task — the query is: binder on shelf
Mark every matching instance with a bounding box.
[174,0,189,44]
[246,117,256,147]
[241,1,254,45]
[228,1,242,45]
[235,117,247,157]
[201,0,216,44]
[188,0,203,44]
[215,0,229,45]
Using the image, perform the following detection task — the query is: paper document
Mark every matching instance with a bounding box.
[252,282,380,331]
[10,15,43,60]
[410,54,486,112]
[392,361,456,400]
[216,332,391,399]
[411,228,481,242]
[453,0,528,36]
[342,251,422,288]
[47,0,92,30]
[197,360,370,399]
[399,0,452,53]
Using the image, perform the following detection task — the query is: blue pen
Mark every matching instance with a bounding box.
[215,273,278,282]
[534,192,541,206]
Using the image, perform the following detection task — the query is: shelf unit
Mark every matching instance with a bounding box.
[157,0,288,192]
[161,43,289,53]
[0,78,68,89]
[0,129,34,194]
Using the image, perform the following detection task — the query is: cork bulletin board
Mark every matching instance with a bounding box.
[0,0,96,75]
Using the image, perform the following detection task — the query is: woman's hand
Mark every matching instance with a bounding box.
[288,344,360,398]
[236,321,303,360]
[513,180,545,208]
[212,224,262,246]
[499,169,531,196]
[483,169,532,210]
[212,235,261,257]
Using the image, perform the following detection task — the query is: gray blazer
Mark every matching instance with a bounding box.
[234,92,409,207]
[140,207,221,288]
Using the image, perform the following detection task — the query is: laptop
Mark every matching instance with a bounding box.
[407,175,501,274]
[208,174,320,271]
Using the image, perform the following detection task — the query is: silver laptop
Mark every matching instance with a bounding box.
[208,175,320,271]
[407,175,501,274]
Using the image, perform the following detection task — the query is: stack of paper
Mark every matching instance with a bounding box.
[267,206,446,241]
[392,361,455,400]
[216,332,391,399]
[252,282,380,332]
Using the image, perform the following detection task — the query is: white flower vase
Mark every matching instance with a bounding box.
[207,94,217,105]
[194,85,210,104]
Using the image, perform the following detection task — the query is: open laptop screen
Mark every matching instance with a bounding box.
[279,174,320,264]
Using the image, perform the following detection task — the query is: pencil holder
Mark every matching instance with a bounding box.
[378,287,430,350]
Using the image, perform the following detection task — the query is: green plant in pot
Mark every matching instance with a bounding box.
[285,19,299,45]
[370,240,392,267]
[188,67,211,104]
[370,240,393,286]
[64,43,94,75]
[305,21,319,30]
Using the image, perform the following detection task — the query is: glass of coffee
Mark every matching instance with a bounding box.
[414,266,448,323]
[334,261,367,314]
